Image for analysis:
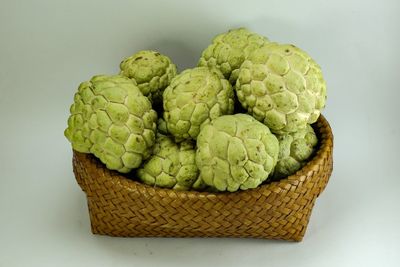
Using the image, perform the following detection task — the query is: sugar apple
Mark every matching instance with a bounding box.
[236,42,327,134]
[196,114,279,192]
[273,125,318,179]
[156,117,169,135]
[64,75,158,173]
[163,67,234,141]
[198,28,269,84]
[137,134,199,190]
[120,50,177,104]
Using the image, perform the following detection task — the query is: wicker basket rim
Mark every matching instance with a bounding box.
[76,114,333,199]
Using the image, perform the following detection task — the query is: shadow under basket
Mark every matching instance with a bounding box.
[73,115,333,241]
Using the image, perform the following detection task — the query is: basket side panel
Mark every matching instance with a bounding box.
[76,150,331,241]
[86,195,317,241]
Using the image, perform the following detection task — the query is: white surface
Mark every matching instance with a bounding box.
[1,0,399,266]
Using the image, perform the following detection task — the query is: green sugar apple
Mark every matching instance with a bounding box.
[198,28,269,84]
[156,117,169,135]
[236,42,327,134]
[273,125,318,179]
[64,75,157,173]
[196,114,279,192]
[120,50,177,104]
[137,134,199,190]
[163,67,234,141]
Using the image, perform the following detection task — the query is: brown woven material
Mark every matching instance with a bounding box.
[73,115,333,241]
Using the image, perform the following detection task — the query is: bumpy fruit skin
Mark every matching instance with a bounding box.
[273,125,318,179]
[236,42,327,134]
[137,135,199,190]
[120,50,177,104]
[196,114,279,192]
[198,28,269,84]
[156,117,169,135]
[64,75,157,173]
[163,67,234,141]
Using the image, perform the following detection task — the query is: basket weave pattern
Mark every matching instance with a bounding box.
[73,115,333,241]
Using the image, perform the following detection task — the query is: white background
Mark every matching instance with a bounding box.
[1,0,399,266]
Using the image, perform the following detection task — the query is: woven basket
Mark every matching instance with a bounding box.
[73,115,333,241]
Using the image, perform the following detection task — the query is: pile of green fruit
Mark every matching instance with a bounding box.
[65,28,327,192]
